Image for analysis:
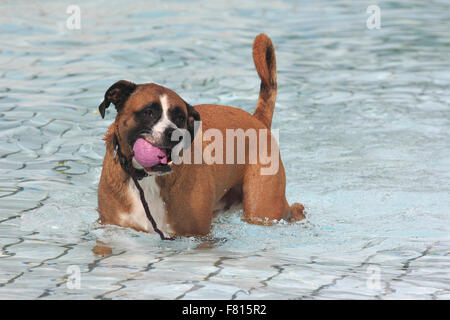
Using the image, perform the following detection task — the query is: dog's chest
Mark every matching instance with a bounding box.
[122,176,172,235]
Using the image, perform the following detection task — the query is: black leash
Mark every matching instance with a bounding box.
[129,170,175,241]
[114,134,175,241]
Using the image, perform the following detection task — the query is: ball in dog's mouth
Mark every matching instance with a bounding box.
[132,138,173,173]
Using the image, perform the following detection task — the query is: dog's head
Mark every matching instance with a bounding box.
[98,80,200,175]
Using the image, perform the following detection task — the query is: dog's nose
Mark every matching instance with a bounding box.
[164,127,178,146]
[164,127,175,138]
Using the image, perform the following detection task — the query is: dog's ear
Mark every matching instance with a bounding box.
[98,80,137,118]
[185,102,200,140]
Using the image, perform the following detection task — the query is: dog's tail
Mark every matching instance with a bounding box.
[252,34,277,129]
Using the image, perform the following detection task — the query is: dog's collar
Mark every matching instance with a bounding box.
[112,134,174,241]
[113,134,148,180]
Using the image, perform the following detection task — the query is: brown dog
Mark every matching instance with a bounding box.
[97,34,305,237]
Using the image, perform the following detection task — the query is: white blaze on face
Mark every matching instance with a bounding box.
[152,94,177,141]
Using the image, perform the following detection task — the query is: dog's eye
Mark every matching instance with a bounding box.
[143,109,153,117]
[174,114,185,126]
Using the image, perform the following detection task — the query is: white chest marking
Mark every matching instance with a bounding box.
[122,176,172,235]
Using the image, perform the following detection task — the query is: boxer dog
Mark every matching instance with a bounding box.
[97,34,305,238]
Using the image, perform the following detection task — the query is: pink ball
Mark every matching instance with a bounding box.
[132,138,167,168]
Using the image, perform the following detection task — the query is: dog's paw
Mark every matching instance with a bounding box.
[289,203,306,222]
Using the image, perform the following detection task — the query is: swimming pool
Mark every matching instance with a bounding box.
[0,0,449,299]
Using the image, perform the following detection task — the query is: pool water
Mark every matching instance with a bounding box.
[0,0,449,299]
